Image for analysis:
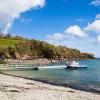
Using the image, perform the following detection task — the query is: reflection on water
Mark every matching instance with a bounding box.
[3,59,100,93]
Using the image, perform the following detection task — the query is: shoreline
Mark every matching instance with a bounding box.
[0,58,100,95]
[0,73,100,100]
[2,72,100,94]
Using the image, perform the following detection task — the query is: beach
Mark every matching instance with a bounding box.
[0,74,100,100]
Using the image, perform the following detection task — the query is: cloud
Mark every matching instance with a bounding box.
[46,33,63,43]
[65,25,86,37]
[90,0,100,6]
[46,25,87,44]
[0,0,45,33]
[84,20,100,33]
[95,14,100,19]
[46,18,100,46]
[97,35,100,43]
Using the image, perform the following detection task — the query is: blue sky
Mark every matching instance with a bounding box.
[11,0,96,37]
[0,0,100,57]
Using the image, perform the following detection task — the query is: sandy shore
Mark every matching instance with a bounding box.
[0,74,100,100]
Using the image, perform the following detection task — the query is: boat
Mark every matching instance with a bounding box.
[66,61,87,69]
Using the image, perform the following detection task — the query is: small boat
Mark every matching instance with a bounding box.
[66,61,87,69]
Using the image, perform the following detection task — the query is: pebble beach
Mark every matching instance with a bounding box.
[0,74,100,100]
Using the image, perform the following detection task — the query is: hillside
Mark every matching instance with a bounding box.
[0,35,94,61]
[0,38,25,46]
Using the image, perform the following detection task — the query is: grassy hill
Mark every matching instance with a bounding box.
[0,35,94,61]
[0,34,28,46]
[0,38,24,46]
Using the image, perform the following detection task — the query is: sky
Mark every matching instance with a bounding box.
[0,0,100,57]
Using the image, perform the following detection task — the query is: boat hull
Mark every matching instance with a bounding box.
[66,66,87,70]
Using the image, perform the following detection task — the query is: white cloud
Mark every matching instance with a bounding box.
[46,25,87,44]
[90,0,100,6]
[97,35,100,43]
[65,25,86,37]
[0,0,45,33]
[46,33,63,43]
[46,18,100,47]
[95,14,100,19]
[84,20,100,33]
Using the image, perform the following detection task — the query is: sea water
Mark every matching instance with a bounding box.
[3,59,100,93]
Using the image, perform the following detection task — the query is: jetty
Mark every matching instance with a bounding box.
[0,63,38,71]
[0,63,67,71]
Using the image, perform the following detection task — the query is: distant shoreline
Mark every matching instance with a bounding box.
[2,57,96,65]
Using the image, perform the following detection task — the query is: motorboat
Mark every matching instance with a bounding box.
[66,61,87,69]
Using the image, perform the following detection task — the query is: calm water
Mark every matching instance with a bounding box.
[3,59,100,93]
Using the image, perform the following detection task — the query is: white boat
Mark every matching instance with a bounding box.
[66,61,87,69]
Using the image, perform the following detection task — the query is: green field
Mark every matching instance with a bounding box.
[0,38,26,46]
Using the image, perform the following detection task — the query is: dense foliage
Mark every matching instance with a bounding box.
[0,35,94,60]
